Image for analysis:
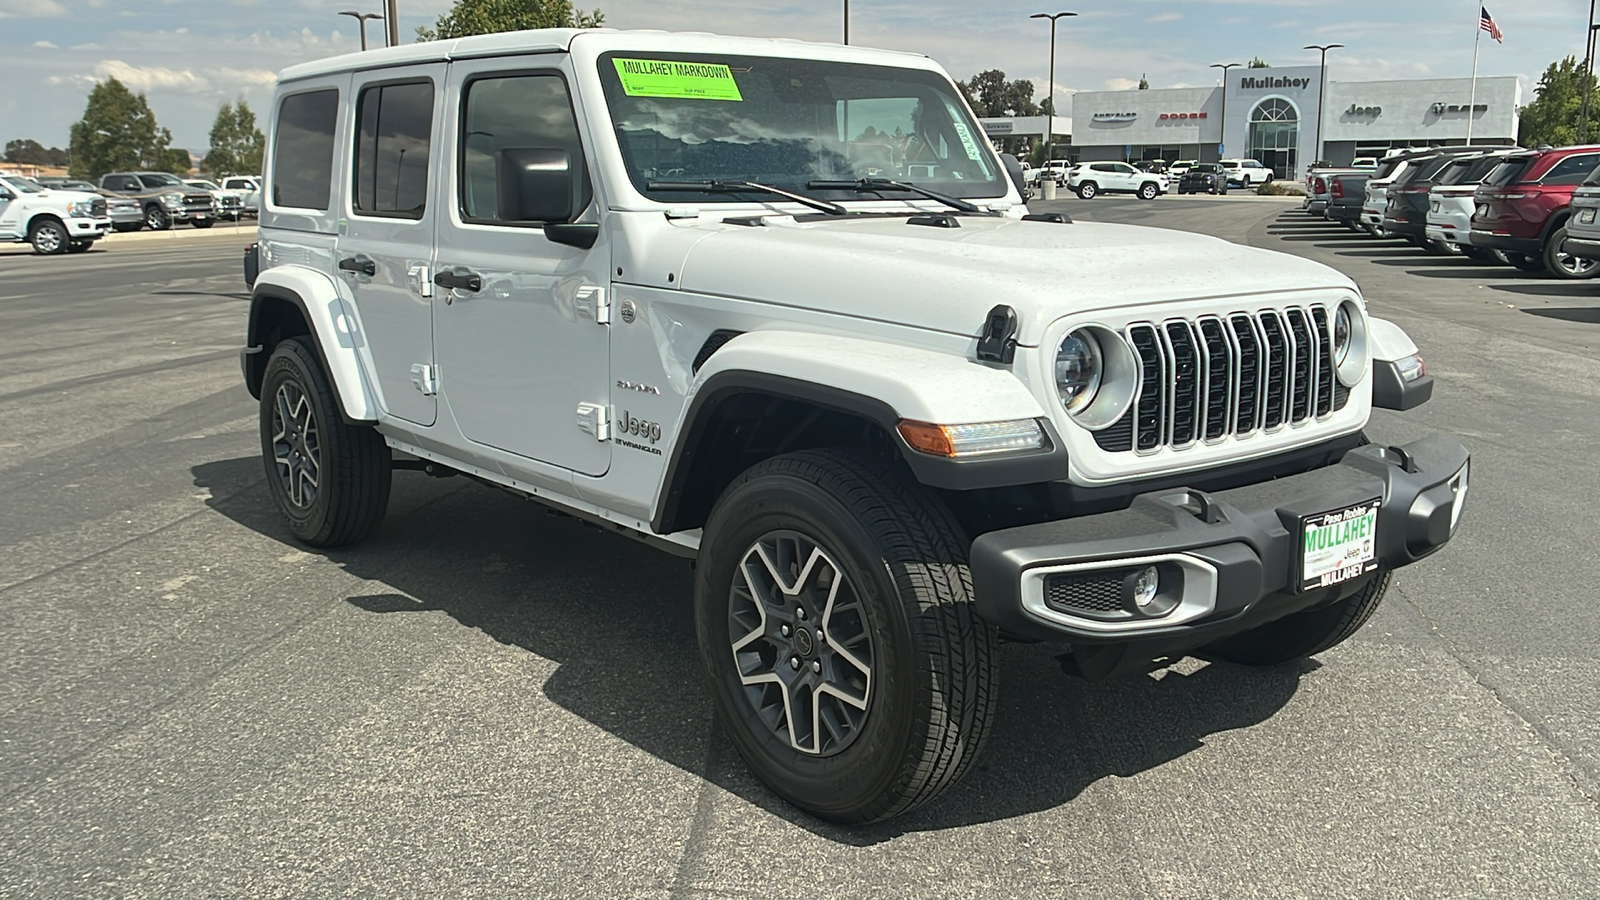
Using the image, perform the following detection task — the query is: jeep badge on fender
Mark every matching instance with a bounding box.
[242,27,1468,826]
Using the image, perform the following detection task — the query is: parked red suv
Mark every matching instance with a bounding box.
[1470,144,1600,278]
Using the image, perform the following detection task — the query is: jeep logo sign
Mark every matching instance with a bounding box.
[1345,103,1382,118]
[1240,76,1312,90]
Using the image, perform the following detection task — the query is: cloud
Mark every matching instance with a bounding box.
[33,40,58,48]
[1149,12,1182,23]
[94,59,209,92]
[1104,77,1142,91]
[0,0,66,16]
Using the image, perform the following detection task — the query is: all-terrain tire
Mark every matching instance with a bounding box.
[1203,570,1393,666]
[258,337,391,547]
[694,450,998,824]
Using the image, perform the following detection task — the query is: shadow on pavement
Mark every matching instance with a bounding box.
[1522,306,1600,324]
[1489,282,1596,297]
[193,455,1310,844]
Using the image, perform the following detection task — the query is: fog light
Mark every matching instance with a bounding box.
[1131,566,1160,609]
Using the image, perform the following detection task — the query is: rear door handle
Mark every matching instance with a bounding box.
[434,267,483,293]
[338,255,376,277]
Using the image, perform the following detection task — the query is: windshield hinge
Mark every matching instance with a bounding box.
[976,305,1019,366]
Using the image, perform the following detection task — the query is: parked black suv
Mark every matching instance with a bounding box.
[1177,163,1229,195]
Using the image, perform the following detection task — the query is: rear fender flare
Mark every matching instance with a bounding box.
[248,265,378,423]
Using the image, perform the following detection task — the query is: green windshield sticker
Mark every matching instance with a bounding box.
[613,58,744,101]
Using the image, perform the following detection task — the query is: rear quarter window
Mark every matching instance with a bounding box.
[272,89,340,210]
[1482,157,1533,187]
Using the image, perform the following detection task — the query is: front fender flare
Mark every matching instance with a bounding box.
[652,331,1066,533]
[247,266,379,423]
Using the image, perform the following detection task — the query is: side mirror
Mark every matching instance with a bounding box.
[496,147,597,250]
[0,190,13,201]
[1000,153,1027,199]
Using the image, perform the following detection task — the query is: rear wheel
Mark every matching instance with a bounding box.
[191,218,214,229]
[1543,226,1600,279]
[259,337,392,547]
[1077,182,1098,200]
[1203,570,1393,666]
[1503,251,1548,272]
[694,450,997,824]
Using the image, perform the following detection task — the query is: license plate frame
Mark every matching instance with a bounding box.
[1581,209,1596,225]
[1297,498,1381,592]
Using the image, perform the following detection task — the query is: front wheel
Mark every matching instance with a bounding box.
[1138,182,1159,201]
[28,219,67,255]
[258,338,392,547]
[1543,226,1600,279]
[145,206,171,231]
[694,450,997,824]
[1203,570,1393,666]
[1076,182,1098,200]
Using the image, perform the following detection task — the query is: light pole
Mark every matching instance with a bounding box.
[1304,44,1343,170]
[385,0,400,48]
[844,0,849,44]
[1582,2,1599,141]
[1210,62,1242,160]
[1030,11,1077,163]
[338,10,384,51]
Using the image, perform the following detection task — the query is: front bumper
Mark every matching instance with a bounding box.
[970,434,1469,650]
[66,216,112,238]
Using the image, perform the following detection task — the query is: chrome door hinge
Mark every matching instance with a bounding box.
[575,285,610,325]
[408,263,434,298]
[410,363,438,396]
[576,402,611,441]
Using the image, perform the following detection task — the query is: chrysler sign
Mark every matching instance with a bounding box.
[1091,112,1138,122]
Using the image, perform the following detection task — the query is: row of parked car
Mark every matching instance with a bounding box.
[1303,143,1600,279]
[1023,158,1285,200]
[0,169,263,254]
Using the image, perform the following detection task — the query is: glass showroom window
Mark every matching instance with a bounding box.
[1249,97,1299,180]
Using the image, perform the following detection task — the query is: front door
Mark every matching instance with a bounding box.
[0,179,19,240]
[433,57,611,477]
[336,64,444,427]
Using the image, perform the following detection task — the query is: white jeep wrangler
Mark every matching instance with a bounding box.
[243,29,1470,824]
[0,173,112,254]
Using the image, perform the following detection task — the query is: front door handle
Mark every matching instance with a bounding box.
[338,255,376,277]
[434,267,483,293]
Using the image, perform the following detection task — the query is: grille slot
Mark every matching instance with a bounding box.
[1043,571,1126,616]
[90,198,107,218]
[1110,305,1338,453]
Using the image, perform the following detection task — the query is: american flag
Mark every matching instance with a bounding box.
[1480,6,1503,43]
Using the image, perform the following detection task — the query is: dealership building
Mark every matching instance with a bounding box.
[1064,65,1521,178]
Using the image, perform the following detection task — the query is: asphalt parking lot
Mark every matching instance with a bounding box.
[2,201,1598,898]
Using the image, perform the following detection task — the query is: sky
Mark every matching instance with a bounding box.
[0,0,1594,155]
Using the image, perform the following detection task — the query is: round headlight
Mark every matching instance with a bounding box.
[1334,305,1353,365]
[1055,330,1103,414]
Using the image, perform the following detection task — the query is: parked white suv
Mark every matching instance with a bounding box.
[244,28,1469,825]
[0,172,112,254]
[1220,158,1275,187]
[1067,161,1167,199]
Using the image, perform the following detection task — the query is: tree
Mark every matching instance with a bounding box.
[67,77,175,179]
[203,99,266,176]
[957,70,1038,118]
[1138,74,1149,90]
[417,0,603,41]
[161,147,193,175]
[4,138,69,167]
[1519,56,1599,147]
[1248,57,1270,68]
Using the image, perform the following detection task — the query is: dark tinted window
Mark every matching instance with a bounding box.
[1372,158,1403,180]
[1389,157,1434,187]
[1541,153,1600,185]
[1482,156,1532,187]
[1434,159,1475,186]
[460,74,590,223]
[1195,163,1221,173]
[354,81,434,218]
[272,89,339,210]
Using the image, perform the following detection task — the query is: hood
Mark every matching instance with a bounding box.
[674,215,1355,346]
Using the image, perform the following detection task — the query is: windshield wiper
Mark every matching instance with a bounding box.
[647,180,848,216]
[806,178,984,214]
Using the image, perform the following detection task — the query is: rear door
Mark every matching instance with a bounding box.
[432,55,612,477]
[336,65,445,427]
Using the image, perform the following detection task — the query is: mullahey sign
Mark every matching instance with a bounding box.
[1240,76,1313,90]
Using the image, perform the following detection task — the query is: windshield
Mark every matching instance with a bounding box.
[5,176,45,193]
[190,180,220,190]
[1194,164,1221,173]
[598,53,1005,203]
[138,173,184,188]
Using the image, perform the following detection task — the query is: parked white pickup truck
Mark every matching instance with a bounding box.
[0,172,112,254]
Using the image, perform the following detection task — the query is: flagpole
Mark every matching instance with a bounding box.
[1466,5,1483,146]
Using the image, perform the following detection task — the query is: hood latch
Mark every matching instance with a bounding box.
[976,305,1020,365]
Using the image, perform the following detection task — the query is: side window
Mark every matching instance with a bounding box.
[272,89,339,210]
[459,73,591,225]
[1542,154,1600,185]
[353,80,434,218]
[1090,163,1114,173]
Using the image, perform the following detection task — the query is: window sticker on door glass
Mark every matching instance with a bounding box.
[612,59,744,101]
[950,121,983,161]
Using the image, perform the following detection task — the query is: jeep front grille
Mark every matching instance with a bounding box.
[1095,305,1351,453]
